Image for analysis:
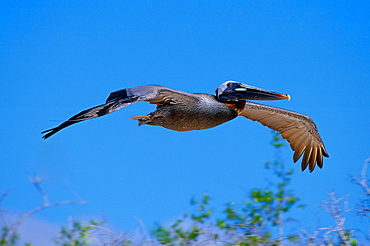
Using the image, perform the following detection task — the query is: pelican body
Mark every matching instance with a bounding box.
[42,81,329,172]
[131,93,239,131]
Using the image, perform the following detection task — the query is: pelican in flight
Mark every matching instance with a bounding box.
[42,81,328,172]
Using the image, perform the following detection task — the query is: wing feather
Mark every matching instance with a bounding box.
[239,101,328,172]
[317,148,323,168]
[309,147,317,172]
[293,144,306,163]
[42,85,192,139]
[302,146,313,171]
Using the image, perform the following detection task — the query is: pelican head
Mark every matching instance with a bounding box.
[216,81,290,102]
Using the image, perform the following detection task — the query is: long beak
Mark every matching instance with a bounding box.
[218,83,290,101]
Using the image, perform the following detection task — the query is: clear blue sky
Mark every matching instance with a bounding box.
[1,0,369,244]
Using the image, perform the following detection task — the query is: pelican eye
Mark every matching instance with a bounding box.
[227,82,234,87]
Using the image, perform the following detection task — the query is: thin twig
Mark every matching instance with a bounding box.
[6,200,87,242]
[352,158,370,195]
[319,192,353,246]
[29,176,49,204]
[3,177,87,242]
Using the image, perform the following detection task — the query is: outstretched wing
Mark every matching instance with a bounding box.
[42,85,189,139]
[239,101,329,172]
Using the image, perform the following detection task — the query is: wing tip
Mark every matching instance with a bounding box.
[298,146,328,172]
[41,128,58,140]
[323,149,329,157]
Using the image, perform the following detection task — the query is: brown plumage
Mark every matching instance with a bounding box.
[42,81,329,172]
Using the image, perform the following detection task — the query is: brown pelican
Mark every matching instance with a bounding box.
[42,81,328,172]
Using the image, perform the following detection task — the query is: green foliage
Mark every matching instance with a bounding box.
[213,132,302,245]
[152,132,303,245]
[52,219,133,246]
[1,226,18,246]
[53,220,100,246]
[152,193,217,245]
[1,226,35,246]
